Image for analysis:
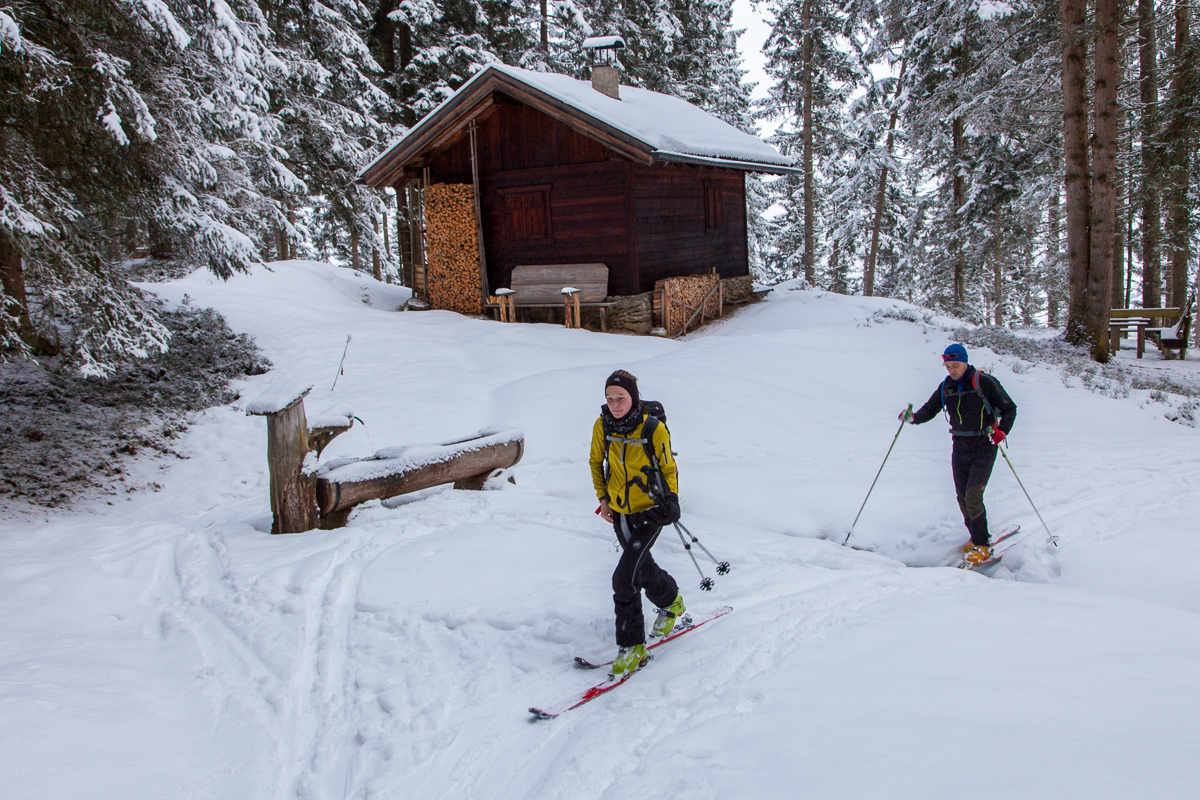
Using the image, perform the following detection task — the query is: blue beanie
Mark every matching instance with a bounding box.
[943,343,968,363]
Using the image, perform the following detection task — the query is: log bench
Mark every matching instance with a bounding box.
[247,381,523,532]
[489,263,616,330]
[315,428,524,527]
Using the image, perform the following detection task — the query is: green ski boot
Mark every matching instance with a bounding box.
[611,643,648,676]
[651,591,686,638]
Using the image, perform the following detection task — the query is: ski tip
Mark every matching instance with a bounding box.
[529,707,557,721]
[574,656,602,670]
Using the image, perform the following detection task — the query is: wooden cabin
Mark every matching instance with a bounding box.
[358,63,796,320]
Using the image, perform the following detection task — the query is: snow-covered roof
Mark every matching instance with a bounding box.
[359,64,795,186]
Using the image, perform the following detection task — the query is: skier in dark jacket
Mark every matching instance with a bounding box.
[589,370,685,675]
[901,343,1017,566]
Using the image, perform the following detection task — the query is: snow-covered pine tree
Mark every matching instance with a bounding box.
[760,0,860,286]
[266,0,401,277]
[2,0,293,375]
[888,0,1060,322]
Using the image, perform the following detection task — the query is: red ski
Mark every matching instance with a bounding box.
[529,606,731,721]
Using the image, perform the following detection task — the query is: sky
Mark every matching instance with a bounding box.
[731,0,773,102]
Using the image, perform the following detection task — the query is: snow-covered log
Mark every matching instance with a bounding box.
[315,428,524,525]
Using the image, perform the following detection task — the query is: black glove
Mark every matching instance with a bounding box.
[646,492,681,526]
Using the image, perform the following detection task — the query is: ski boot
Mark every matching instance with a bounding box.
[963,542,993,567]
[611,643,648,676]
[651,591,686,638]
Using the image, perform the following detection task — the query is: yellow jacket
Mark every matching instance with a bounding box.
[589,413,678,514]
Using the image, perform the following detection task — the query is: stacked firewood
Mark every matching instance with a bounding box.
[424,183,481,314]
[654,272,723,337]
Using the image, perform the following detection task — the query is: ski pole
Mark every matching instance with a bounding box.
[675,521,730,575]
[997,444,1058,547]
[844,405,910,546]
[673,523,714,590]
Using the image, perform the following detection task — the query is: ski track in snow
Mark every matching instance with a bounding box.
[3,263,1199,799]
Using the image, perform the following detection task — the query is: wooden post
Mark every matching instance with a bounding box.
[468,121,489,305]
[496,288,516,322]
[247,387,317,534]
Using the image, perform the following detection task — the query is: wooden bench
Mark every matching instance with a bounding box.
[491,263,616,330]
[1155,314,1191,359]
[1145,295,1193,359]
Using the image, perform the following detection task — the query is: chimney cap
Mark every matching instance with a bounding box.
[582,35,626,51]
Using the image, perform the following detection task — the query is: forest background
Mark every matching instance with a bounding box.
[1,0,1197,377]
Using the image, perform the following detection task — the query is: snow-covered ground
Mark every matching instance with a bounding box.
[3,261,1199,799]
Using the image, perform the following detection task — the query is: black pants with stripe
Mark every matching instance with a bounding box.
[951,437,998,546]
[611,511,678,647]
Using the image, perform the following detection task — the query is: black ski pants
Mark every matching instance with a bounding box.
[611,511,678,647]
[951,437,998,546]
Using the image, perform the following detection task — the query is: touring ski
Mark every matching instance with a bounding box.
[572,606,731,670]
[529,606,731,721]
[955,525,1023,570]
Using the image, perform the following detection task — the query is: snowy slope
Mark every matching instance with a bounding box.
[2,262,1198,800]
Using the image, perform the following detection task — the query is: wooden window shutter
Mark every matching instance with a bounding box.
[704,183,723,231]
[499,185,552,240]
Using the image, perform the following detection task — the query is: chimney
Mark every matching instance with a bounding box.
[590,64,619,100]
[582,35,625,100]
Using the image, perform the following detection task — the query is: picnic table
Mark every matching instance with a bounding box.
[1108,315,1151,358]
[1110,306,1188,359]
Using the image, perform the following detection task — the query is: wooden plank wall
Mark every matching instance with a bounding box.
[481,162,634,295]
[632,164,748,293]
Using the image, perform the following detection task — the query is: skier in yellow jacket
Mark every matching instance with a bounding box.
[589,369,685,675]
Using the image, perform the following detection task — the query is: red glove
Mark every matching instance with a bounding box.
[989,428,1006,446]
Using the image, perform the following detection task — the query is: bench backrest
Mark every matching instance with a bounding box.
[510,263,608,305]
[1112,307,1181,321]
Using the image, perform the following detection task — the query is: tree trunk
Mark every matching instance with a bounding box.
[382,208,391,282]
[286,207,297,259]
[352,229,361,272]
[993,220,1004,326]
[1112,52,1127,312]
[1084,0,1120,360]
[540,0,549,49]
[800,0,815,284]
[1166,3,1193,309]
[865,60,906,298]
[0,229,38,350]
[1139,0,1162,309]
[1048,189,1062,327]
[952,115,966,308]
[398,22,413,70]
[274,221,287,262]
[1064,0,1104,358]
[371,0,397,75]
[372,216,382,281]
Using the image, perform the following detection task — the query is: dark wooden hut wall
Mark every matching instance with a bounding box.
[632,165,747,291]
[421,91,749,298]
[481,162,634,294]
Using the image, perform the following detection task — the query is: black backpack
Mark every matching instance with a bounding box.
[602,400,672,498]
